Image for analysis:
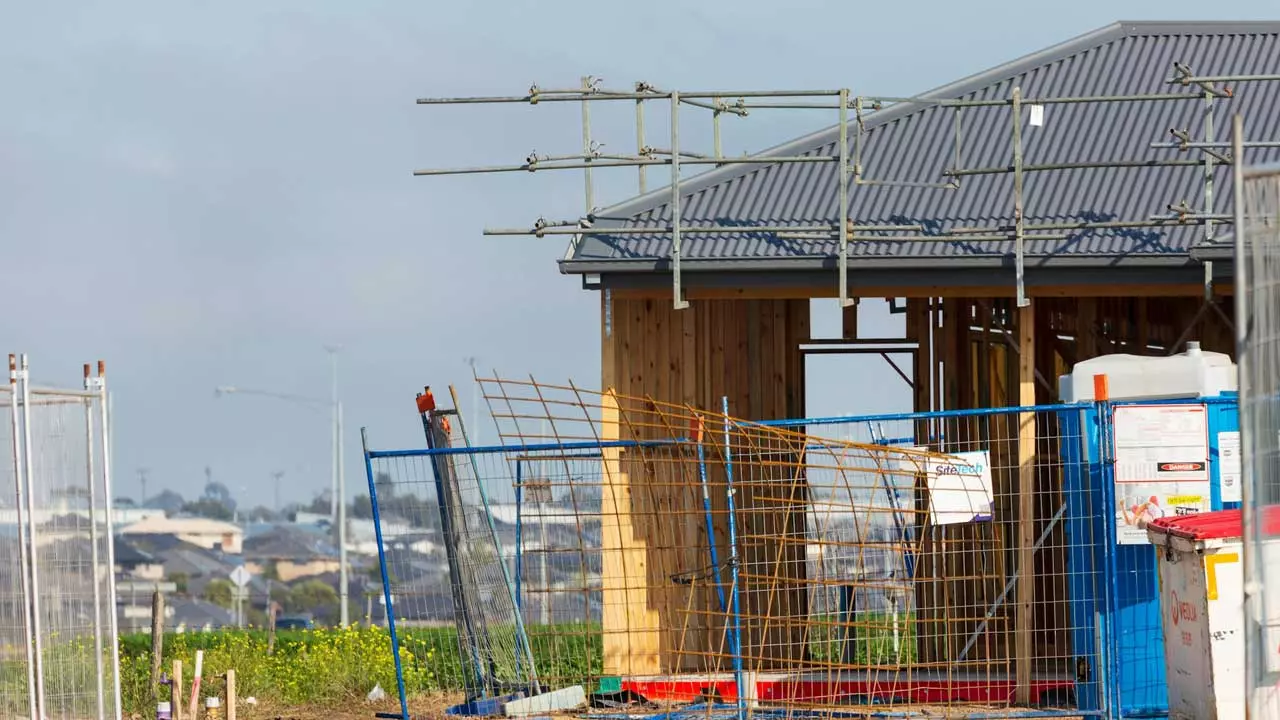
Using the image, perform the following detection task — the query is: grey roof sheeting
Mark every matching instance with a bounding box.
[560,21,1280,278]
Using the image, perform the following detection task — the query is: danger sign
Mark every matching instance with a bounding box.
[1158,461,1207,473]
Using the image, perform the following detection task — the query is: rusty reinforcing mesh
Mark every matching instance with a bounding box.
[366,375,1093,718]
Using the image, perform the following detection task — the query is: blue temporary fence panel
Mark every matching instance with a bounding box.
[1061,393,1239,718]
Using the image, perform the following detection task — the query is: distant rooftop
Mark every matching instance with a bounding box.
[121,516,243,536]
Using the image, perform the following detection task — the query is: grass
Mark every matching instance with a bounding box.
[115,623,603,715]
[806,612,919,666]
[2,618,915,716]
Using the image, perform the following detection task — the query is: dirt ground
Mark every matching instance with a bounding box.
[196,702,1085,720]
[140,696,1085,720]
[129,693,461,720]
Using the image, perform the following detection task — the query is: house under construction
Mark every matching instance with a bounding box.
[404,19,1280,716]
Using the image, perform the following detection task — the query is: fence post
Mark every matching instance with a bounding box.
[1093,375,1118,718]
[172,659,183,720]
[151,591,165,702]
[226,669,237,720]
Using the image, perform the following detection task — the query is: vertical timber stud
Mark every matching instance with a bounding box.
[838,88,853,308]
[841,300,858,340]
[1015,303,1036,704]
[671,91,689,310]
[1012,87,1029,308]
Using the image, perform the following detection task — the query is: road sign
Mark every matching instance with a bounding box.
[230,565,251,588]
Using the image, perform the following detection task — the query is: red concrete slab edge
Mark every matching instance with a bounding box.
[621,675,1074,706]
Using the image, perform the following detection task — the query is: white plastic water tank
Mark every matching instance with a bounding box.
[1058,341,1237,402]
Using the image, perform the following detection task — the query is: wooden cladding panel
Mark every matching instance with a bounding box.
[600,298,809,675]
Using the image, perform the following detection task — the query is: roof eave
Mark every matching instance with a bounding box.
[560,252,1200,275]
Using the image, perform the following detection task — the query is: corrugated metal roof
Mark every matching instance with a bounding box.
[562,21,1280,274]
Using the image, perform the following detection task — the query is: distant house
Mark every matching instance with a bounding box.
[130,534,265,600]
[167,598,234,633]
[0,506,164,531]
[243,525,340,582]
[292,511,332,530]
[121,516,243,554]
[348,517,437,556]
[114,536,164,581]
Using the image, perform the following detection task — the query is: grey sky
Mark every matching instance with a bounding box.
[2,1,1272,509]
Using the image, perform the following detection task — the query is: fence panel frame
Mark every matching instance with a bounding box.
[363,393,1123,718]
[1,355,121,720]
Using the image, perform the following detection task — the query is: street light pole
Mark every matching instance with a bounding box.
[214,348,349,628]
[326,346,349,627]
[336,398,347,626]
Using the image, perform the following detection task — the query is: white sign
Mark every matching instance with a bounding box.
[1219,431,1241,504]
[229,565,252,589]
[1113,404,1211,545]
[1028,104,1045,127]
[923,450,994,526]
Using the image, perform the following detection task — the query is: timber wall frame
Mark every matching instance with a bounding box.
[597,286,1235,699]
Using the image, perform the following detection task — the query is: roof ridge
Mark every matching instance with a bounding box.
[1117,20,1280,34]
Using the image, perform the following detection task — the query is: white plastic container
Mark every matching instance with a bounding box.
[1059,341,1236,402]
[1147,510,1245,720]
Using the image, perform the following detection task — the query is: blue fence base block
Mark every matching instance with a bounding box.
[445,693,526,717]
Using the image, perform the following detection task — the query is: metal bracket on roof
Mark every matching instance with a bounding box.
[1169,62,1234,99]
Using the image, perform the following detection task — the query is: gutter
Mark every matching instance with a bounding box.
[559,252,1202,275]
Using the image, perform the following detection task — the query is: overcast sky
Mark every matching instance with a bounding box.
[2,1,1273,509]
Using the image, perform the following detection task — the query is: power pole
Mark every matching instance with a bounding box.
[137,467,150,506]
[271,471,285,514]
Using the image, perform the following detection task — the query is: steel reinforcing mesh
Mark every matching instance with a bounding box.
[366,377,1100,717]
[1243,167,1280,718]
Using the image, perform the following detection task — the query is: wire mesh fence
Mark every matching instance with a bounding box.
[362,377,1117,718]
[1,356,121,720]
[1242,163,1280,718]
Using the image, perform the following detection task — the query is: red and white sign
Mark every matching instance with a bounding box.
[1112,404,1210,545]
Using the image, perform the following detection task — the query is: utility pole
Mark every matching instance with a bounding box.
[271,471,284,514]
[137,467,150,507]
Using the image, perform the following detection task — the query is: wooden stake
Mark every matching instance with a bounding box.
[189,649,204,718]
[226,669,237,720]
[172,659,183,720]
[1015,303,1037,704]
[150,590,165,703]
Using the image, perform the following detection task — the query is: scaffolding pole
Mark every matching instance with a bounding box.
[414,63,1276,308]
[838,87,851,307]
[1011,87,1027,307]
[670,90,687,309]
